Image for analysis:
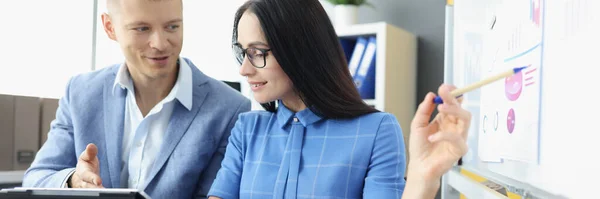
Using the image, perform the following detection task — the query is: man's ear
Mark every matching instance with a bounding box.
[101,13,117,41]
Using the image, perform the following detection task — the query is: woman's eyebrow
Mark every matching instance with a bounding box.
[234,41,269,48]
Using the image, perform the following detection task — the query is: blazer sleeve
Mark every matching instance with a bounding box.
[194,99,250,199]
[206,111,249,199]
[22,77,78,188]
[363,114,408,198]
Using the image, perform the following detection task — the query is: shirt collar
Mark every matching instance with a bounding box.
[112,62,133,93]
[112,57,193,111]
[276,100,324,128]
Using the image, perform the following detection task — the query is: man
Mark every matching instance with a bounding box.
[22,0,251,198]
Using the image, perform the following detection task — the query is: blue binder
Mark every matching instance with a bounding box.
[339,38,356,63]
[353,36,376,99]
[347,37,368,78]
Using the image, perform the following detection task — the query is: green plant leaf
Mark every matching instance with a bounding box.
[326,0,349,5]
[326,0,373,6]
[363,1,375,9]
[353,0,364,5]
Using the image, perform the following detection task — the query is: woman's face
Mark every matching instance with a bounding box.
[236,11,297,105]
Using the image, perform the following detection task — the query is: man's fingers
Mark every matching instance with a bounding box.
[78,170,102,186]
[74,143,102,189]
[412,92,437,128]
[80,143,98,162]
[79,181,104,189]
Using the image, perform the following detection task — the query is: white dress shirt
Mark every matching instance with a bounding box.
[61,58,193,188]
[113,58,193,189]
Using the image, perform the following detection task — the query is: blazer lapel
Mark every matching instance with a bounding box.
[103,72,126,188]
[142,82,209,189]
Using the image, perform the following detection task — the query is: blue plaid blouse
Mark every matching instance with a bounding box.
[208,104,407,199]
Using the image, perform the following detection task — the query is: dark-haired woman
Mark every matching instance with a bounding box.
[208,0,471,198]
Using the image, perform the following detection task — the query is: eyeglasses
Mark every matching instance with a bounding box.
[233,44,271,68]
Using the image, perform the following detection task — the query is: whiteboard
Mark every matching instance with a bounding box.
[451,0,600,198]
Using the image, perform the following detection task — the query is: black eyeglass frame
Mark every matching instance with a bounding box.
[233,44,272,68]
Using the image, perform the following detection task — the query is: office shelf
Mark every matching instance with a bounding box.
[336,22,417,163]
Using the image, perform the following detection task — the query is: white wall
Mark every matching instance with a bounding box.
[0,0,254,101]
[0,0,95,99]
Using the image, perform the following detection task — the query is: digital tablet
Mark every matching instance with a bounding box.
[0,187,151,199]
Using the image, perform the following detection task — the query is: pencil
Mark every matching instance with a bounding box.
[433,66,528,104]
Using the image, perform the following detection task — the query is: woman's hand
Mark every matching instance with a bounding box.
[402,84,472,198]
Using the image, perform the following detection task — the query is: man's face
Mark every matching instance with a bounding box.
[102,0,183,80]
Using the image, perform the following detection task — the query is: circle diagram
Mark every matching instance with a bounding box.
[505,70,523,101]
[483,115,488,133]
[494,111,499,131]
[507,108,516,134]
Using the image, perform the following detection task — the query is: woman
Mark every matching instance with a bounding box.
[208,0,471,198]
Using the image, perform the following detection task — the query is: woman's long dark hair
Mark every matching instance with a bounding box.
[233,0,378,119]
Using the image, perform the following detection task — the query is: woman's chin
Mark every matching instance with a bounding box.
[253,95,276,104]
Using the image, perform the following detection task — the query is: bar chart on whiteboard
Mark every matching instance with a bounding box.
[478,0,543,164]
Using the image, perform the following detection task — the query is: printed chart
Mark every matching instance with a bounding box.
[478,0,543,164]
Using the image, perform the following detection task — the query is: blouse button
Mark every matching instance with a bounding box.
[293,117,299,122]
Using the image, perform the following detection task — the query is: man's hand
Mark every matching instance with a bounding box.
[69,143,104,188]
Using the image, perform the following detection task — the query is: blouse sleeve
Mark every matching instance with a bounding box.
[363,114,407,198]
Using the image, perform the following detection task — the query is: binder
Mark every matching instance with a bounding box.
[347,36,368,78]
[13,96,40,170]
[339,38,356,63]
[40,98,59,148]
[0,95,15,171]
[353,36,377,99]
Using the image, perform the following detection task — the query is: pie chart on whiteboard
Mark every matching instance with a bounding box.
[505,68,523,101]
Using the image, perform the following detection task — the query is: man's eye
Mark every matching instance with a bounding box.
[135,27,149,32]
